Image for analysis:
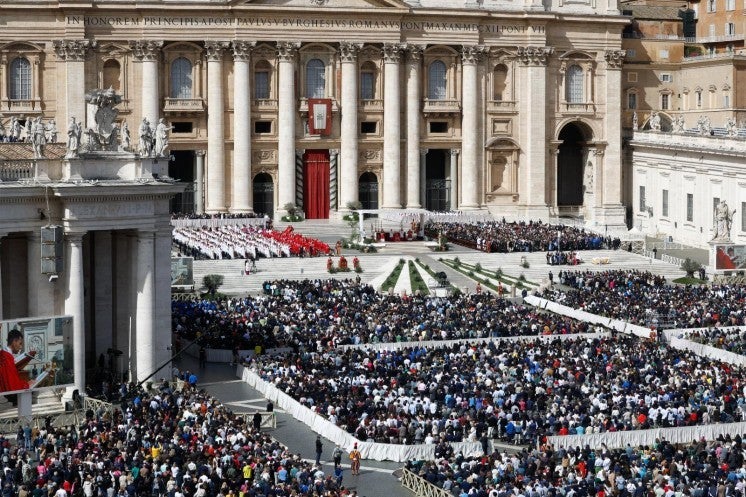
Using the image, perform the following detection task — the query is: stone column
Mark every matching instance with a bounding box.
[405,45,424,209]
[153,227,172,379]
[419,149,428,209]
[339,42,361,211]
[382,43,403,209]
[195,150,205,214]
[232,41,256,213]
[0,233,5,320]
[135,230,155,382]
[277,42,300,215]
[130,40,163,128]
[450,149,460,211]
[93,231,113,355]
[205,41,230,213]
[53,40,95,128]
[329,148,339,211]
[460,46,484,209]
[64,232,85,394]
[549,145,560,214]
[602,50,627,226]
[517,46,553,215]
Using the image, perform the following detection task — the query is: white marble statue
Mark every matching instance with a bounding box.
[10,117,21,142]
[30,117,45,159]
[65,117,82,159]
[632,112,638,131]
[139,118,154,157]
[673,115,686,134]
[712,199,736,242]
[154,118,174,158]
[650,111,661,132]
[121,122,131,151]
[697,115,712,136]
[726,117,738,137]
[45,119,58,143]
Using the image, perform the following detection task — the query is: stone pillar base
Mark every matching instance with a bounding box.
[592,205,627,231]
[520,205,551,220]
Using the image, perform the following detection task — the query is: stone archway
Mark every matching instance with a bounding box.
[252,173,274,218]
[557,122,593,211]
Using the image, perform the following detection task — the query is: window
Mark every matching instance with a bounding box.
[103,60,121,92]
[724,94,730,107]
[493,64,507,101]
[254,61,271,99]
[360,121,377,134]
[626,49,636,58]
[172,122,193,133]
[709,24,716,36]
[306,59,325,99]
[427,60,447,100]
[429,121,448,133]
[661,93,670,110]
[687,193,694,222]
[727,0,735,10]
[254,121,271,134]
[696,91,703,108]
[662,189,669,217]
[360,62,376,100]
[659,49,669,59]
[170,57,192,99]
[627,92,637,109]
[660,73,672,83]
[9,57,31,100]
[627,72,638,83]
[639,186,646,212]
[566,64,583,104]
[726,22,736,35]
[708,0,716,12]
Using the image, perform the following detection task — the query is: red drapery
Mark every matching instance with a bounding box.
[303,149,330,219]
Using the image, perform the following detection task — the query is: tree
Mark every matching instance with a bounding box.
[203,274,224,297]
[283,202,299,218]
[680,258,702,278]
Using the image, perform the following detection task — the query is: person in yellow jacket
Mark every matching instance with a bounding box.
[349,443,361,476]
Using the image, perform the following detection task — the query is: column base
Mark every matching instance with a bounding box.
[457,203,484,211]
[405,203,423,209]
[381,204,403,210]
[589,204,628,231]
[229,208,255,215]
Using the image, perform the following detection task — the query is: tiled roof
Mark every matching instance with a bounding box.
[626,5,684,19]
[0,143,67,161]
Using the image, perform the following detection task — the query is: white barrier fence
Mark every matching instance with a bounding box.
[171,217,266,229]
[663,326,746,367]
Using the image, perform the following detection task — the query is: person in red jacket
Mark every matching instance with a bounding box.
[0,328,31,393]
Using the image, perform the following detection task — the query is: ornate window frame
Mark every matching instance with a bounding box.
[0,42,43,114]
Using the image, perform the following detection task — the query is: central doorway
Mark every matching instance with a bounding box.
[302,149,330,219]
[253,173,274,218]
[359,172,379,210]
[425,149,450,211]
[169,150,195,214]
[557,124,587,206]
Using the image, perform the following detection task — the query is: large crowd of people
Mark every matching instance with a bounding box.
[247,332,746,446]
[0,380,355,497]
[425,220,622,253]
[684,327,746,355]
[172,279,600,350]
[543,270,746,329]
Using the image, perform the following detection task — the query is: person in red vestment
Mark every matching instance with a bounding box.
[0,328,31,393]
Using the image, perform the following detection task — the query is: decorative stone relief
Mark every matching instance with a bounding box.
[53,39,96,61]
[205,41,230,61]
[516,46,553,66]
[276,41,300,62]
[339,42,362,63]
[461,45,486,65]
[129,40,163,61]
[253,150,276,162]
[360,149,381,161]
[405,44,425,63]
[382,43,403,63]
[604,49,626,69]
[232,40,256,62]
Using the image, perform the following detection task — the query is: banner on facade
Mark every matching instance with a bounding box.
[0,316,74,397]
[715,245,746,270]
[171,257,194,288]
[308,98,332,135]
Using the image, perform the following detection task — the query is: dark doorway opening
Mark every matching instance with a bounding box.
[425,149,451,211]
[359,172,379,211]
[557,124,587,206]
[169,150,195,214]
[253,173,274,219]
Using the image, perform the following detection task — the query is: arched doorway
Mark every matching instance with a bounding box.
[359,172,379,210]
[557,123,591,208]
[168,150,195,214]
[253,173,274,218]
[425,150,450,211]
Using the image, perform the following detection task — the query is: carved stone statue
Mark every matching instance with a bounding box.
[0,120,7,142]
[83,86,123,152]
[121,122,131,151]
[649,111,661,132]
[65,117,82,159]
[139,118,154,157]
[9,117,20,142]
[726,117,738,137]
[45,119,58,143]
[697,115,712,136]
[154,118,174,158]
[30,117,45,159]
[583,162,594,193]
[673,115,686,134]
[712,199,736,242]
[632,111,638,131]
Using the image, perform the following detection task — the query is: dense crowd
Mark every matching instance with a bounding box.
[407,436,746,497]
[684,327,746,355]
[172,279,599,350]
[171,213,266,221]
[543,270,746,329]
[424,220,621,253]
[0,381,354,497]
[248,333,746,446]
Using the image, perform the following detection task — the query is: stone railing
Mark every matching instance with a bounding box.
[164,98,205,113]
[486,99,516,112]
[0,160,35,181]
[400,468,452,497]
[422,98,461,115]
[0,154,161,183]
[0,99,42,113]
[359,99,383,112]
[685,33,744,44]
[560,102,595,114]
[253,98,278,110]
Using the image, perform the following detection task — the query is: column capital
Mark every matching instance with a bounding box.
[137,228,156,238]
[461,45,486,65]
[276,41,301,62]
[604,49,626,69]
[516,46,554,66]
[65,231,85,244]
[205,41,231,61]
[232,40,256,62]
[450,148,460,156]
[419,148,429,156]
[382,43,404,63]
[129,40,163,62]
[196,149,206,157]
[339,42,362,63]
[53,39,96,62]
[329,149,339,157]
[405,44,426,63]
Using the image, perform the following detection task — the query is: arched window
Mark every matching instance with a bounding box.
[360,61,376,100]
[254,60,271,99]
[493,64,508,101]
[170,57,193,99]
[428,60,447,100]
[565,64,583,104]
[9,57,31,100]
[103,59,121,92]
[306,59,325,99]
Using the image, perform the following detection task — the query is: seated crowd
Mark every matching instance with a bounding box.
[407,436,746,497]
[684,327,746,356]
[172,279,599,350]
[425,220,621,253]
[247,333,746,446]
[0,380,354,497]
[172,226,330,261]
[543,270,746,329]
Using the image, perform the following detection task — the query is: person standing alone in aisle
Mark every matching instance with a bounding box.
[315,435,323,465]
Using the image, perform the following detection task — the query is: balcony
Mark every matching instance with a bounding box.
[422,98,461,116]
[487,100,517,113]
[685,33,745,43]
[253,99,278,111]
[163,98,205,114]
[560,102,596,114]
[359,99,383,112]
[1,99,42,114]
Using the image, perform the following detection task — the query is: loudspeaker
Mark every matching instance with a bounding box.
[40,225,63,275]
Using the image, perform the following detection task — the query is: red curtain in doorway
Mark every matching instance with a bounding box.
[303,150,330,219]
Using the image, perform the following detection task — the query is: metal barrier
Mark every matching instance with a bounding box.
[400,468,452,497]
[237,411,277,429]
[661,254,685,267]
[83,396,121,418]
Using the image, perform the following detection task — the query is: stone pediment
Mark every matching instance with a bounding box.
[239,0,411,8]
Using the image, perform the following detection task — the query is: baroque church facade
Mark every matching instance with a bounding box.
[0,0,629,226]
